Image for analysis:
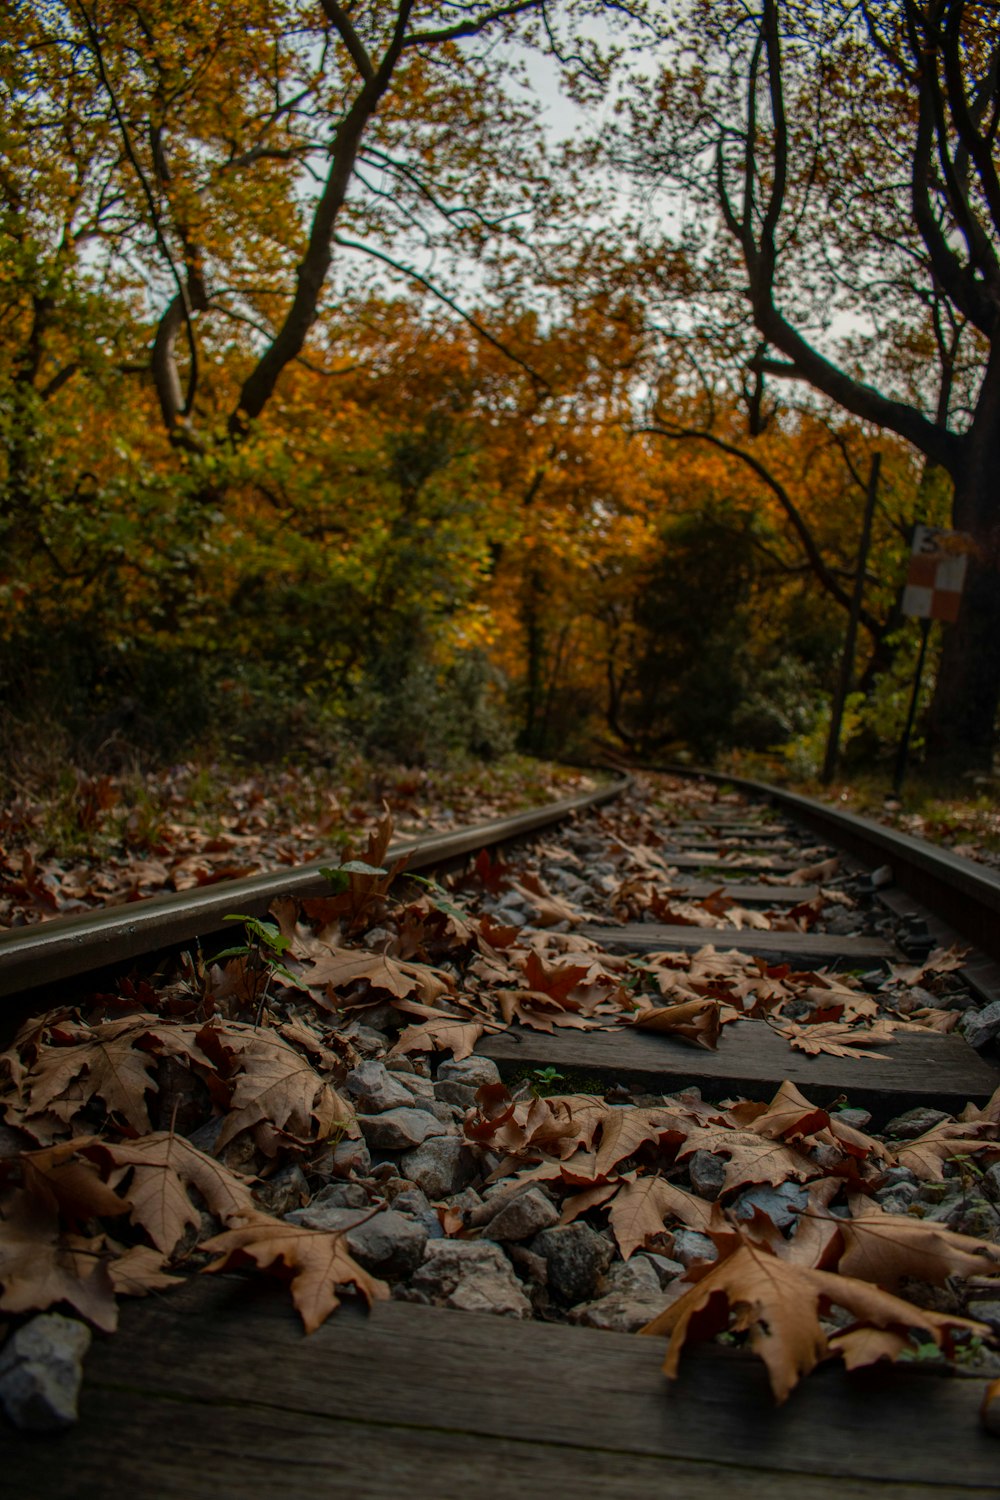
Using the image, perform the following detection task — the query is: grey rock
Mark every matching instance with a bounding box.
[389,1185,432,1216]
[342,1023,388,1057]
[253,1163,310,1217]
[495,906,529,928]
[0,1314,91,1431]
[671,1229,718,1267]
[967,1300,1000,1332]
[532,1223,614,1305]
[358,1108,449,1152]
[876,1194,915,1216]
[960,1002,1000,1051]
[876,1165,919,1192]
[345,1061,415,1114]
[484,1187,558,1242]
[401,1136,479,1198]
[311,1181,371,1210]
[949,1198,1000,1239]
[436,1056,502,1090]
[875,1181,920,1208]
[640,1252,687,1288]
[331,1136,371,1178]
[982,1163,1000,1203]
[386,1055,415,1074]
[568,1285,669,1333]
[917,1180,962,1206]
[508,1244,548,1288]
[687,1150,726,1201]
[884,1107,953,1140]
[733,1181,808,1230]
[287,1205,427,1278]
[398,1073,436,1101]
[411,1240,531,1318]
[811,1143,844,1172]
[434,1080,479,1109]
[607,1256,661,1294]
[450,1187,484,1219]
[832,1107,873,1131]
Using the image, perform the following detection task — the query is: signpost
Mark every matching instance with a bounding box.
[893,525,972,795]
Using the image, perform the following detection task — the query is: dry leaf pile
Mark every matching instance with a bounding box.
[1,777,998,1413]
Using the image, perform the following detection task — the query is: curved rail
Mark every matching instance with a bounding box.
[0,775,629,1000]
[665,763,1000,962]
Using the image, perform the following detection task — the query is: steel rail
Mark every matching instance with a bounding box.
[0,775,629,1000]
[665,764,1000,962]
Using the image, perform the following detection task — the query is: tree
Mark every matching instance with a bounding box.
[625,0,1000,766]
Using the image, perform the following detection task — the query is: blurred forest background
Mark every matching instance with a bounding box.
[3,0,998,805]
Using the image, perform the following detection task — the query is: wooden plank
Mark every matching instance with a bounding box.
[2,1279,995,1496]
[584,922,894,965]
[663,852,814,873]
[877,888,1000,1007]
[479,1019,1000,1120]
[661,881,821,905]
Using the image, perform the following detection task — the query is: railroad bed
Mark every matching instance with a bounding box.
[3,769,1000,1498]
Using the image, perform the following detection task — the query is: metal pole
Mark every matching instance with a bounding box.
[892,615,932,797]
[821,451,881,784]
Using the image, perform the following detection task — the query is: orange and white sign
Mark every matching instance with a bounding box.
[901,525,971,623]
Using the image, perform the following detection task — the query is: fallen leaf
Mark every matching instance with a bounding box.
[201,1209,388,1332]
[633,999,721,1050]
[609,1174,712,1259]
[641,1232,987,1403]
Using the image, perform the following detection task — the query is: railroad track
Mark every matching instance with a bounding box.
[3,767,1000,1498]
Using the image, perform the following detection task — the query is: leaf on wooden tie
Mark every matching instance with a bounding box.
[633,998,721,1050]
[776,1020,895,1060]
[641,1233,987,1404]
[107,1244,186,1297]
[390,1017,488,1061]
[201,1209,389,1333]
[0,1189,118,1331]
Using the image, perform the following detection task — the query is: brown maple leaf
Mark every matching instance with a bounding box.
[390,1016,489,1062]
[833,1196,1000,1288]
[633,998,722,1050]
[894,1119,996,1180]
[608,1174,713,1260]
[641,1232,987,1403]
[7,1015,216,1138]
[303,945,453,1007]
[594,1105,689,1177]
[200,1023,354,1153]
[202,1208,389,1332]
[83,1133,256,1255]
[775,1019,896,1060]
[0,1188,119,1331]
[676,1123,820,1192]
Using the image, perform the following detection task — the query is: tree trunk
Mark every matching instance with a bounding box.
[925,350,1000,769]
